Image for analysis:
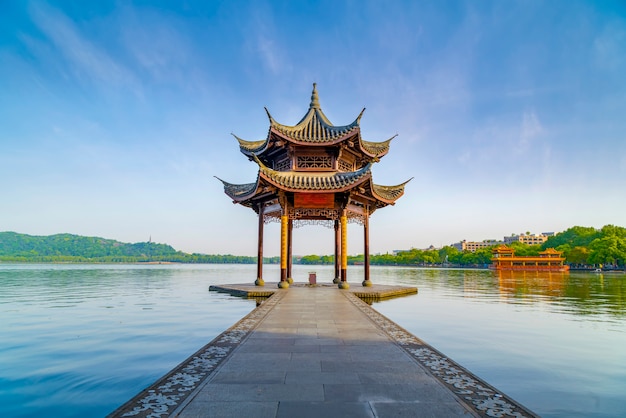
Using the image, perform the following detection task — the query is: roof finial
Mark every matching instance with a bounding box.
[310,82,320,109]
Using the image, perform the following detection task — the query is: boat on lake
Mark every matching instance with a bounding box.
[490,245,570,272]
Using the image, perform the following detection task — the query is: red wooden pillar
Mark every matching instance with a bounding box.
[255,202,264,286]
[278,214,289,288]
[333,219,340,284]
[362,208,372,287]
[339,213,349,289]
[287,218,293,284]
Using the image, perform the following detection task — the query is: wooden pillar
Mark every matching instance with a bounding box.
[338,213,349,289]
[287,218,293,284]
[255,202,264,286]
[278,214,289,288]
[362,208,372,287]
[333,220,340,284]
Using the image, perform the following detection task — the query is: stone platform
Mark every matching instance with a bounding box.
[209,282,418,301]
[108,284,537,418]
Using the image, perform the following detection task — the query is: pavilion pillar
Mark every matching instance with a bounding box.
[362,208,372,287]
[255,202,264,286]
[278,214,289,288]
[287,218,293,284]
[338,213,349,289]
[333,220,340,284]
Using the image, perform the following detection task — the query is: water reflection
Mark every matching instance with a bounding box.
[370,267,626,418]
[0,264,257,418]
[496,270,569,296]
[369,267,626,318]
[495,270,625,317]
[2,264,625,418]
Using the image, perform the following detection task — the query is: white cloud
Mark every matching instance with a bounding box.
[593,19,626,71]
[117,6,195,84]
[28,3,137,91]
[517,109,543,154]
[243,5,291,76]
[256,35,282,75]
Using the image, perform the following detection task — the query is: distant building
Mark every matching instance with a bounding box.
[503,233,549,246]
[393,245,439,255]
[452,239,501,252]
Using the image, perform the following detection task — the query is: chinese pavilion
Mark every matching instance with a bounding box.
[217,84,411,289]
[491,245,570,271]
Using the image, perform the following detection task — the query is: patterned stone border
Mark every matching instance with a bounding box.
[106,291,285,418]
[343,292,539,418]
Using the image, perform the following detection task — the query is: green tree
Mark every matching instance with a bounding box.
[300,255,322,264]
[438,246,460,264]
[600,224,626,238]
[588,236,626,267]
[422,249,439,264]
[542,226,600,250]
[347,254,364,265]
[567,246,590,265]
[509,242,541,256]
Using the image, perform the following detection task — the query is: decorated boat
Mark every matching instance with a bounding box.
[491,245,570,271]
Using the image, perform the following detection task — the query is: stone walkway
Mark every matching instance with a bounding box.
[110,285,537,418]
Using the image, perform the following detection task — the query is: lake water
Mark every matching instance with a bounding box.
[0,264,624,417]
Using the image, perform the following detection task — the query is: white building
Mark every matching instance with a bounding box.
[452,239,501,252]
[503,233,549,246]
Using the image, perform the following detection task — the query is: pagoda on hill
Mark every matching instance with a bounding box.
[217,84,411,289]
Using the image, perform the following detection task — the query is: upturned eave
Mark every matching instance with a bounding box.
[361,134,396,158]
[370,177,413,205]
[214,176,261,205]
[233,134,267,155]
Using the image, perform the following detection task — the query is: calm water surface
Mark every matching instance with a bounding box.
[0,264,625,417]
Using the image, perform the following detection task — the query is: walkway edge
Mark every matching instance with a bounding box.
[342,292,539,417]
[106,291,287,418]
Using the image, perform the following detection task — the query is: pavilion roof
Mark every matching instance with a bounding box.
[216,158,411,208]
[219,84,411,213]
[256,157,372,191]
[267,93,361,144]
[235,84,393,159]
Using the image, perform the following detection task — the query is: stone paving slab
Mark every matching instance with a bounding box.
[177,401,278,418]
[108,285,538,418]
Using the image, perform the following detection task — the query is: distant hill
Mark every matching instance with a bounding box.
[0,232,259,263]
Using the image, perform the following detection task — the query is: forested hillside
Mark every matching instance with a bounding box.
[0,232,259,263]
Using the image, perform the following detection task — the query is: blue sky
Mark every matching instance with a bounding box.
[1,1,625,257]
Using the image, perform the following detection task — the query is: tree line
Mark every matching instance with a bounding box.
[300,225,626,268]
[1,225,624,267]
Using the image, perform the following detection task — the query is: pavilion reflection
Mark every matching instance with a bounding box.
[496,270,569,298]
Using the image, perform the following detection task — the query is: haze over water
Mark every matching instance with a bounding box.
[0,264,624,417]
